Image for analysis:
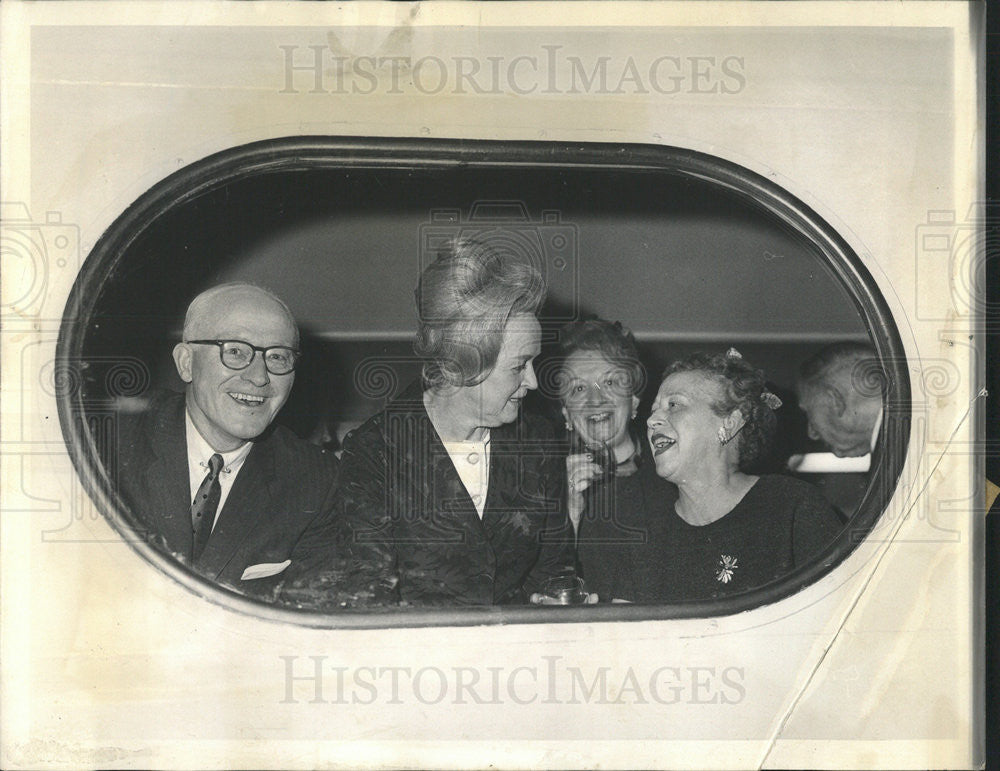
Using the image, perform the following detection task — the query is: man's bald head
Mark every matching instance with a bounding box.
[797,342,884,457]
[183,283,299,348]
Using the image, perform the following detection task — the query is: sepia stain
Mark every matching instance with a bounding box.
[325,3,421,75]
[5,738,147,766]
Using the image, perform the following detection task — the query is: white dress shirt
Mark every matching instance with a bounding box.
[184,410,253,531]
[440,432,491,518]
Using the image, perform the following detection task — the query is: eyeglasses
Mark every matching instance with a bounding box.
[185,339,299,375]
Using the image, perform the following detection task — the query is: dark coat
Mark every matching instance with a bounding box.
[330,382,575,606]
[114,391,338,599]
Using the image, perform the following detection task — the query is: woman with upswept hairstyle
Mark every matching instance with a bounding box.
[327,239,575,606]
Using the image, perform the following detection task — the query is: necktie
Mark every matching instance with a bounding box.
[191,453,223,561]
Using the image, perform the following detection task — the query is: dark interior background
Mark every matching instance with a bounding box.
[81,164,870,477]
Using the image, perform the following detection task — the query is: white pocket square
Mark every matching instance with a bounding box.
[240,560,291,581]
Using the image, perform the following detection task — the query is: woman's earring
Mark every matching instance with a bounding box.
[717,426,728,445]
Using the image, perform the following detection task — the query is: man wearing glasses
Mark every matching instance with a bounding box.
[117,282,339,599]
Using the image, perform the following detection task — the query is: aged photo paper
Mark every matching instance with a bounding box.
[0,2,984,768]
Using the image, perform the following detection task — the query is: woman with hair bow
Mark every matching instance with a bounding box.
[645,348,842,600]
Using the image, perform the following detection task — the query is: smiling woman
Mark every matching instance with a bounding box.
[557,317,660,602]
[58,135,909,625]
[279,239,576,609]
[641,349,842,601]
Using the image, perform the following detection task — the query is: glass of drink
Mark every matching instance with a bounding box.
[571,434,617,483]
[541,572,590,605]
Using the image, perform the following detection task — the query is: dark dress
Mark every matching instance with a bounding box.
[312,381,575,607]
[578,469,842,602]
[576,455,676,603]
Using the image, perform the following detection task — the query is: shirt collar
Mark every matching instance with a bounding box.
[184,408,253,472]
[870,407,883,452]
[614,431,643,477]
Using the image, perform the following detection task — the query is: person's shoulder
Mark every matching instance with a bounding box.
[517,408,560,440]
[262,423,338,480]
[341,399,408,452]
[116,389,183,440]
[756,474,841,525]
[119,388,181,418]
[755,473,825,500]
[490,408,562,456]
[760,475,844,558]
[264,422,331,459]
[345,381,426,445]
[341,413,384,448]
[337,395,422,468]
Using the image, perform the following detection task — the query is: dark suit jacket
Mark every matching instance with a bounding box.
[313,381,575,606]
[115,391,338,599]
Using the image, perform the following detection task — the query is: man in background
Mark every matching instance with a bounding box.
[796,341,884,458]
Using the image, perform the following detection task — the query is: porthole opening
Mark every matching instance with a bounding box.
[57,137,910,627]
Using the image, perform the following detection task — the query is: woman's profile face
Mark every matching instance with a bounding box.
[647,370,727,483]
[560,350,638,448]
[455,313,542,428]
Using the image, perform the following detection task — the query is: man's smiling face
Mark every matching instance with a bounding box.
[174,287,297,451]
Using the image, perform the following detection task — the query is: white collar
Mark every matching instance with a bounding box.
[870,407,883,452]
[440,431,491,450]
[184,408,253,472]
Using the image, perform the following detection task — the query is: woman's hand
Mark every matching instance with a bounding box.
[566,452,602,532]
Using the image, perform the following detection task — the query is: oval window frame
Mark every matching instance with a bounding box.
[56,135,911,628]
